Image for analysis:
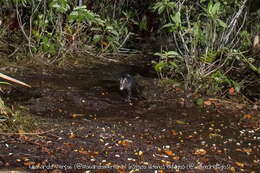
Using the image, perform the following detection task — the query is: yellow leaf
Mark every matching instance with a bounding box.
[176,120,185,125]
[172,156,180,160]
[18,129,25,134]
[118,139,133,147]
[71,113,84,118]
[161,159,171,165]
[230,167,236,173]
[194,148,207,155]
[235,162,244,167]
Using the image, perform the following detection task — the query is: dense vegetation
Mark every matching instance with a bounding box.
[0,0,259,99]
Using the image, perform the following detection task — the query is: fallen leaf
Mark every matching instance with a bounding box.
[118,139,133,147]
[235,162,244,168]
[243,114,252,119]
[242,148,252,154]
[24,161,35,166]
[18,129,25,135]
[161,159,171,165]
[172,156,180,160]
[164,150,174,156]
[78,150,89,155]
[71,114,85,118]
[68,132,75,138]
[138,151,143,156]
[201,157,209,162]
[204,100,212,106]
[217,150,222,153]
[230,167,236,173]
[175,88,182,92]
[194,148,207,155]
[171,130,178,136]
[229,87,235,95]
[176,120,186,125]
[117,168,126,173]
[187,135,193,139]
[16,159,21,162]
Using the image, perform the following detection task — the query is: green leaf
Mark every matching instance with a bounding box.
[139,15,148,31]
[169,61,178,68]
[92,35,102,44]
[171,12,181,26]
[233,81,240,92]
[0,82,12,86]
[249,63,258,72]
[196,98,204,106]
[217,19,227,28]
[49,0,70,13]
[167,51,179,57]
[154,61,167,72]
[161,23,175,30]
[211,2,220,16]
[154,52,164,58]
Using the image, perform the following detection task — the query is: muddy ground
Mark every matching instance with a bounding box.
[0,56,259,173]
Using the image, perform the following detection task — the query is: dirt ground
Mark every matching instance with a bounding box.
[0,60,259,173]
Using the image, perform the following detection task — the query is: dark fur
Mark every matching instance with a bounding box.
[120,74,135,101]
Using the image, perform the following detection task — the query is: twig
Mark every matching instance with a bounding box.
[222,0,247,45]
[7,47,19,57]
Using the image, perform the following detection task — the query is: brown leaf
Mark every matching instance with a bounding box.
[164,150,174,156]
[157,170,165,173]
[172,156,180,160]
[68,132,76,138]
[187,135,193,139]
[242,148,252,154]
[201,157,209,162]
[204,100,212,106]
[78,150,89,155]
[243,114,252,119]
[118,139,133,147]
[117,167,126,173]
[171,130,178,136]
[23,161,35,166]
[229,87,235,95]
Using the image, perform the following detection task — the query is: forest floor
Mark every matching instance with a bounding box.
[0,55,259,173]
